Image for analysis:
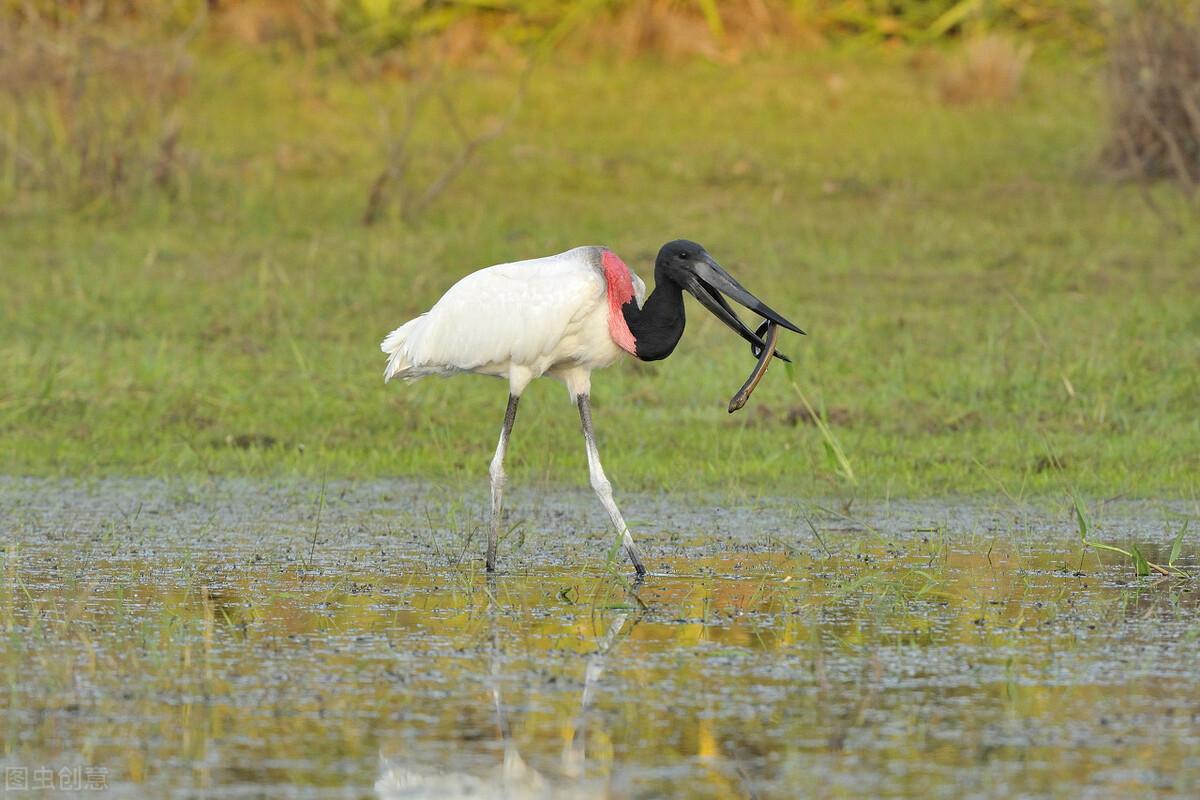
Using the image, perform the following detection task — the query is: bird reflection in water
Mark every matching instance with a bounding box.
[376,597,637,800]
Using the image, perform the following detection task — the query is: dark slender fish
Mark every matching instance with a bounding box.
[728,321,780,413]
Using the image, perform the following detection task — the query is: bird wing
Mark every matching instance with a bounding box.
[395,247,607,373]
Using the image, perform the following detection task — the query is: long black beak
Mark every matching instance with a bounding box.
[684,255,804,358]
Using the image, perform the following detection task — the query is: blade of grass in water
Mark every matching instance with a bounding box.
[1073,494,1186,578]
[1168,521,1188,567]
[786,362,855,486]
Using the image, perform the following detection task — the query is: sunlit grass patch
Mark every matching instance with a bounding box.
[1,47,1198,498]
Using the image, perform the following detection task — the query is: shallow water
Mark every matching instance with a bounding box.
[1,479,1197,798]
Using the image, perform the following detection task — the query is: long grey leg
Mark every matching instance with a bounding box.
[487,394,520,572]
[576,394,646,576]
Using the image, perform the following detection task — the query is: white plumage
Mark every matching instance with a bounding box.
[381,246,646,396]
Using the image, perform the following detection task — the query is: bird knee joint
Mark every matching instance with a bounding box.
[591,475,612,498]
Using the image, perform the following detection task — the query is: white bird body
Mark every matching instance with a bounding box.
[381,246,646,396]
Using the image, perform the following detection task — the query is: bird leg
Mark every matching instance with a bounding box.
[576,394,647,576]
[486,393,520,572]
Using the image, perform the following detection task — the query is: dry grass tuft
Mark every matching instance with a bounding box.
[365,0,802,66]
[1100,0,1200,194]
[0,9,194,208]
[566,0,802,62]
[939,34,1033,105]
[212,0,335,50]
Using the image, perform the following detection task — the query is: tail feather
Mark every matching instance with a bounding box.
[380,318,421,382]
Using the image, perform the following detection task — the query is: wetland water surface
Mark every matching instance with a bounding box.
[1,479,1198,798]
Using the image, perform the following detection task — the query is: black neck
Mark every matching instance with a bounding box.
[622,279,685,361]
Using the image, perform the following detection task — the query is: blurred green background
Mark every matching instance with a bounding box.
[1,0,1197,498]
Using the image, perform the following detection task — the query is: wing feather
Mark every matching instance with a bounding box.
[382,248,608,379]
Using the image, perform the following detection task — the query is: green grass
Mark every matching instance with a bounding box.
[1,46,1198,497]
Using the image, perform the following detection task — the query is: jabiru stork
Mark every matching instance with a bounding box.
[381,240,803,576]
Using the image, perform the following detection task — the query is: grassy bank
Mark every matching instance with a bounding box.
[1,47,1197,498]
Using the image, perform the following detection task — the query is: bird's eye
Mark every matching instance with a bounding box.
[678,251,689,259]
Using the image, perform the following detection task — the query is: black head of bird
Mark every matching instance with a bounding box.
[622,239,804,362]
